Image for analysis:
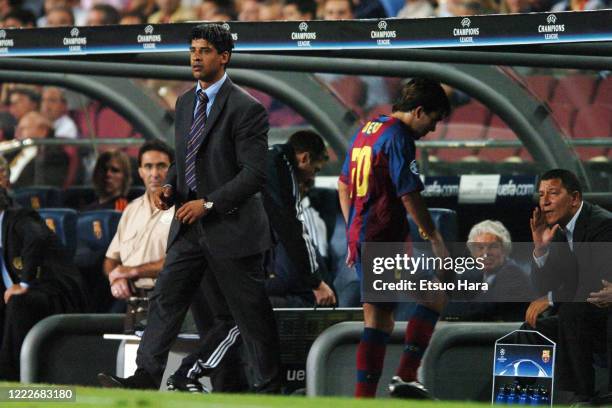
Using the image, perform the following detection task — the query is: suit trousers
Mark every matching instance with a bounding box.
[135,221,280,392]
[0,289,65,380]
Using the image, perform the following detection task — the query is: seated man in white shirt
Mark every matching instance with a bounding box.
[41,87,78,139]
[104,140,175,312]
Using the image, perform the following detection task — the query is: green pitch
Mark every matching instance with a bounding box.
[0,384,494,408]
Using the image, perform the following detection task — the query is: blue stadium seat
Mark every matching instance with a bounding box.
[75,210,121,256]
[408,208,458,243]
[13,186,62,209]
[63,186,96,210]
[37,208,78,260]
[74,210,122,312]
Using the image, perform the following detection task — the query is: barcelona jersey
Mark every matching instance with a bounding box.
[339,115,424,265]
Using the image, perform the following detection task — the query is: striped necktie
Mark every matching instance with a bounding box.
[185,90,209,192]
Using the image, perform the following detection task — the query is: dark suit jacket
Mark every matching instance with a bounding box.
[165,77,271,258]
[1,208,87,311]
[532,201,612,302]
[11,145,69,189]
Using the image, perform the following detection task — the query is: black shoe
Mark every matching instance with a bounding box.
[388,376,434,400]
[97,370,157,390]
[166,374,209,393]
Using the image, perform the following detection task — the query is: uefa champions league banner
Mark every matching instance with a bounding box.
[0,10,611,57]
[493,331,556,406]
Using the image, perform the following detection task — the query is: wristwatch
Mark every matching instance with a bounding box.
[203,200,214,210]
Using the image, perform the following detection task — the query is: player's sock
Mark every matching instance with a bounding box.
[396,305,439,382]
[355,327,390,398]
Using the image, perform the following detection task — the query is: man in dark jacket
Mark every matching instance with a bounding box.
[0,187,87,380]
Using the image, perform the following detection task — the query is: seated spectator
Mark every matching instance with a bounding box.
[148,0,196,23]
[397,0,436,18]
[1,8,37,27]
[8,87,40,125]
[120,10,147,25]
[87,4,121,26]
[499,0,532,13]
[259,0,283,20]
[238,0,261,21]
[103,140,175,314]
[550,0,608,11]
[41,86,78,139]
[45,5,74,27]
[321,0,354,19]
[10,111,69,189]
[85,150,131,211]
[0,187,87,380]
[444,220,535,321]
[283,0,317,20]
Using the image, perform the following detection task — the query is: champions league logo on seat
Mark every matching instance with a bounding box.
[137,25,162,49]
[221,23,238,41]
[453,17,480,43]
[499,359,549,377]
[371,20,396,46]
[0,29,14,53]
[538,14,565,40]
[63,27,87,52]
[291,21,316,47]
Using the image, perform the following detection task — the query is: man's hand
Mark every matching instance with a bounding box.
[175,200,210,224]
[153,185,173,210]
[4,284,28,304]
[525,295,550,328]
[530,207,559,257]
[430,230,450,259]
[313,281,336,306]
[587,280,612,308]
[110,278,132,299]
[108,265,138,285]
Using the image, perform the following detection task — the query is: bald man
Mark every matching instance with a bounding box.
[10,111,69,188]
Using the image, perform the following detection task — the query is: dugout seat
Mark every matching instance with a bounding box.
[74,210,122,312]
[62,186,96,210]
[37,208,78,260]
[550,75,597,109]
[13,186,62,209]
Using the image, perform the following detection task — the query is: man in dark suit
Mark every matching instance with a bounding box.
[0,187,87,380]
[527,169,612,403]
[98,23,280,393]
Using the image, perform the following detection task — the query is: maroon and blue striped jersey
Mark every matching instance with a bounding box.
[339,115,424,264]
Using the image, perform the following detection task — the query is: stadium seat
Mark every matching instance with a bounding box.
[62,186,97,209]
[550,75,597,108]
[572,105,612,160]
[481,115,521,162]
[328,76,366,117]
[13,186,62,209]
[366,103,392,120]
[75,210,121,259]
[37,208,78,260]
[74,210,122,311]
[593,76,612,105]
[436,102,489,161]
[245,87,273,110]
[268,106,307,127]
[548,102,576,138]
[524,75,556,102]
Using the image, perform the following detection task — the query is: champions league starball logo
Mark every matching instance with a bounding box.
[547,14,557,24]
[0,30,6,39]
[499,359,548,377]
[378,20,387,30]
[70,27,79,37]
[144,25,154,34]
[461,18,471,28]
[410,160,419,175]
[222,23,230,31]
[299,22,308,32]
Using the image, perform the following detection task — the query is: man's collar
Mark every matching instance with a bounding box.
[196,72,228,100]
[564,200,584,235]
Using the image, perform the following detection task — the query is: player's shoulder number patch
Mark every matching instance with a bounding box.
[410,159,419,175]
